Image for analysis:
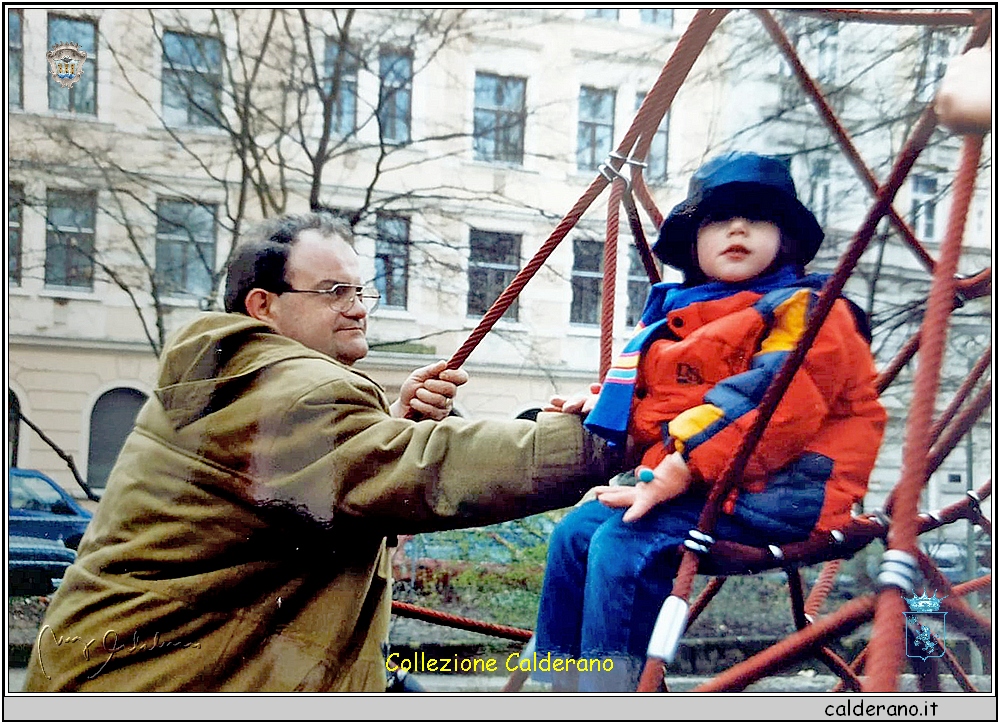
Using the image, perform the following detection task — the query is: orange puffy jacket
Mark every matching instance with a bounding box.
[630,286,886,533]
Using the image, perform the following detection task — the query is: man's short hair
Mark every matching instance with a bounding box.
[224,212,355,315]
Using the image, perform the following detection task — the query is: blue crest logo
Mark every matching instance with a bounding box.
[46,42,88,89]
[902,590,947,660]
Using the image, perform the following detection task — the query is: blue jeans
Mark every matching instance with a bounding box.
[534,465,826,692]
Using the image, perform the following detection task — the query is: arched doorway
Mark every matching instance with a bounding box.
[87,388,147,489]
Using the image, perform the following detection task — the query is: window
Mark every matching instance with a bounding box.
[814,22,839,84]
[378,49,412,143]
[626,246,650,328]
[374,214,409,309]
[578,86,616,172]
[917,30,956,103]
[48,15,97,115]
[809,157,831,226]
[584,9,619,21]
[635,93,669,182]
[910,174,938,240]
[9,10,22,109]
[88,388,147,490]
[155,199,216,297]
[474,73,527,164]
[571,238,603,325]
[910,175,938,239]
[639,9,673,28]
[45,189,96,289]
[324,39,360,135]
[9,183,23,285]
[468,230,520,320]
[162,30,223,128]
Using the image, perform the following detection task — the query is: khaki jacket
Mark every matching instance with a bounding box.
[25,313,614,691]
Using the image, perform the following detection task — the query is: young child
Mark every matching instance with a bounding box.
[534,151,887,692]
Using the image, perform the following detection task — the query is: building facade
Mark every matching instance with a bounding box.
[7,9,992,531]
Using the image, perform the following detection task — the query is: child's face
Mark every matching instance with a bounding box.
[696,217,781,283]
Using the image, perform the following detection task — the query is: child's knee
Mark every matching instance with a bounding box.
[548,501,608,560]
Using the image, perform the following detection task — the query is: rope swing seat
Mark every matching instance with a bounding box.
[391,8,993,694]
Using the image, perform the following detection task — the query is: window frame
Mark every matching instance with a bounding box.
[584,9,619,21]
[378,48,413,144]
[473,72,527,165]
[639,9,673,28]
[577,86,616,172]
[813,21,840,85]
[634,92,669,182]
[154,198,218,298]
[917,29,957,104]
[626,246,649,329]
[9,9,23,109]
[374,214,410,309]
[467,229,521,321]
[809,157,832,227]
[47,14,98,116]
[45,189,97,290]
[161,29,224,128]
[910,174,938,240]
[323,39,360,136]
[570,237,604,326]
[9,183,23,285]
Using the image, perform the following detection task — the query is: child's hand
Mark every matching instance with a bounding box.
[593,452,692,522]
[543,383,602,416]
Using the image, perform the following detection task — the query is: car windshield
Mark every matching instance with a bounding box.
[10,475,69,513]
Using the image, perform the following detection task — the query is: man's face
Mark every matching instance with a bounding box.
[696,217,781,283]
[265,229,369,365]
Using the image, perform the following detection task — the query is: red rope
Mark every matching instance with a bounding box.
[600,180,623,380]
[927,384,992,476]
[805,560,842,619]
[875,330,921,394]
[928,346,992,443]
[390,601,533,642]
[864,133,984,692]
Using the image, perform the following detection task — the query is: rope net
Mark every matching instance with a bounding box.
[393,8,993,693]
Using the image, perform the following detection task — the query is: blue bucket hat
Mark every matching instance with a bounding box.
[652,152,824,277]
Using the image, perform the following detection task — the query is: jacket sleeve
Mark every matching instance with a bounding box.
[667,290,865,485]
[249,368,621,533]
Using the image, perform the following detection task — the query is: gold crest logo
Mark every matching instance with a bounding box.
[47,42,88,89]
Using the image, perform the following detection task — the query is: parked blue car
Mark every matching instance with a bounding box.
[9,535,77,595]
[8,468,92,550]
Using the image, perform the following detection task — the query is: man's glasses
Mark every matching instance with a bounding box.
[279,284,381,313]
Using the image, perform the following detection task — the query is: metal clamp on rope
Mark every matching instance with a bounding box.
[871,509,890,530]
[608,151,648,170]
[966,489,983,516]
[767,544,785,562]
[877,549,919,593]
[598,159,633,193]
[683,529,715,554]
[830,529,845,545]
[919,510,942,524]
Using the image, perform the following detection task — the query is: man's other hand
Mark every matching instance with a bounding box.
[391,360,469,420]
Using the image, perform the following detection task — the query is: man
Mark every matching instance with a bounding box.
[25,212,623,692]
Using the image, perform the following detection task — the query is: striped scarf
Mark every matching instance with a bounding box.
[584,265,826,446]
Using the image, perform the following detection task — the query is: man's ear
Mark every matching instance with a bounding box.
[244,288,276,323]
